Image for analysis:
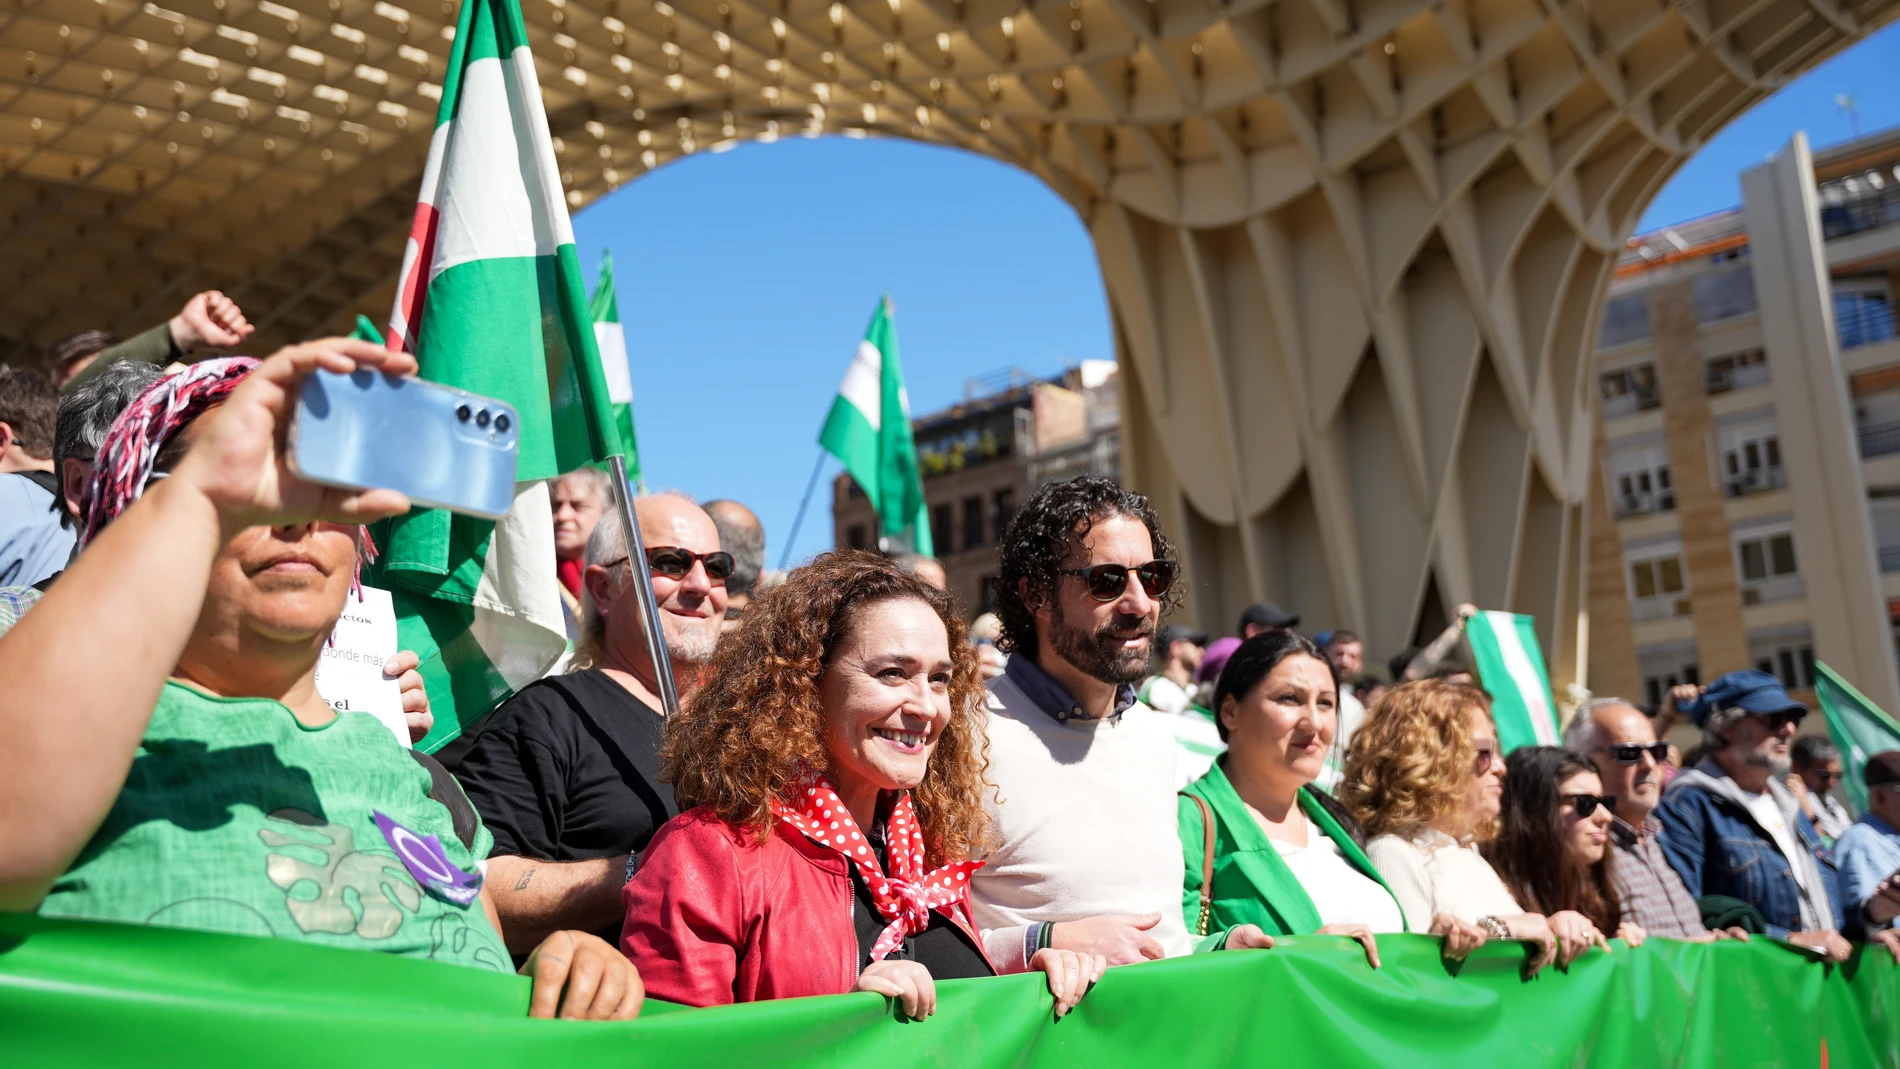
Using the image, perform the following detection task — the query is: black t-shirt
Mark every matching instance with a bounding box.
[446,668,676,923]
[848,805,993,981]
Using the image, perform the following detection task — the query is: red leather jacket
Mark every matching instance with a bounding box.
[620,805,995,1007]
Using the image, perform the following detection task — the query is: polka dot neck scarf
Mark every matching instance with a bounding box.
[773,772,983,962]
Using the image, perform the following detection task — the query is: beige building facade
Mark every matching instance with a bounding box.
[1587,127,1900,715]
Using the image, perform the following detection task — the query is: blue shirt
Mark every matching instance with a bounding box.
[0,473,73,588]
[1835,811,1900,929]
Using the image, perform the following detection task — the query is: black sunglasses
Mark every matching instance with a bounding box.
[604,547,734,581]
[1562,793,1615,818]
[1752,709,1807,731]
[1057,559,1178,602]
[1598,742,1670,766]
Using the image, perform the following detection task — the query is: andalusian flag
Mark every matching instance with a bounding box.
[819,297,932,554]
[376,0,622,752]
[1815,662,1900,813]
[1465,611,1560,753]
[588,249,641,487]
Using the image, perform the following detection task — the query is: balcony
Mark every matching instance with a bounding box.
[1740,575,1805,605]
[1632,596,1692,622]
[1822,184,1900,241]
[1706,361,1771,394]
[1616,490,1675,517]
[1724,466,1788,498]
[1863,419,1900,458]
[1881,545,1900,573]
[1839,301,1897,351]
[1602,385,1662,418]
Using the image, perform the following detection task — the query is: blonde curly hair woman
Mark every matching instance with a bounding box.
[1342,680,1607,972]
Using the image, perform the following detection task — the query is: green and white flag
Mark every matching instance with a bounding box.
[818,297,932,555]
[376,0,623,753]
[1465,610,1560,753]
[588,249,642,488]
[1815,662,1900,813]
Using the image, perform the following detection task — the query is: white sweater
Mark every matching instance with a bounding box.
[971,671,1194,963]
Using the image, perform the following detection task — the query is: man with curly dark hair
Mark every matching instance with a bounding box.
[971,475,1276,966]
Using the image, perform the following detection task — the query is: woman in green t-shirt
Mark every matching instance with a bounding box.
[0,339,640,1021]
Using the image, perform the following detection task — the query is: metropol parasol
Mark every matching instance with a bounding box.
[1,0,1890,678]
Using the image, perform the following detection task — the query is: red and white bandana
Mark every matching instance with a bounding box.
[773,774,983,962]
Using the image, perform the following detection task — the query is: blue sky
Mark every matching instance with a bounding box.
[577,24,1899,568]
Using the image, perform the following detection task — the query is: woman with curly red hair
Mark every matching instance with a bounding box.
[620,550,1104,1019]
[1342,680,1608,973]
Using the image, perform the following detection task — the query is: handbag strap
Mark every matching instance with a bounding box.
[1184,791,1215,936]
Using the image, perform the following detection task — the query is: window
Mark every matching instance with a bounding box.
[1705,347,1768,394]
[1643,665,1701,708]
[1719,419,1784,497]
[1627,550,1688,621]
[961,496,984,552]
[977,573,1000,615]
[1691,267,1758,322]
[1734,526,1801,605]
[1751,633,1815,690]
[993,489,1016,544]
[931,503,953,554]
[1599,364,1660,417]
[1598,292,1652,349]
[1607,443,1673,516]
[1638,642,1699,709]
[846,524,868,551]
[1835,288,1895,350]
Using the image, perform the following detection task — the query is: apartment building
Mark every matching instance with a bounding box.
[832,361,1121,618]
[1586,126,1900,720]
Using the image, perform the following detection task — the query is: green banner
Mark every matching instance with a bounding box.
[2,913,1896,1067]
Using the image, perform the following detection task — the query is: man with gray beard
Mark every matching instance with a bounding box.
[969,477,1275,972]
[1656,670,1851,958]
[449,493,729,955]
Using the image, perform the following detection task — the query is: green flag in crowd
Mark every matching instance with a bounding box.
[373,0,625,752]
[1814,661,1900,813]
[818,296,932,554]
[1465,610,1560,754]
[588,249,642,488]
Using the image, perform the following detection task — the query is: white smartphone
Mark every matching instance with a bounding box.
[288,368,519,520]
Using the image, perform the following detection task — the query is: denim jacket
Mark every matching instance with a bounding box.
[1655,759,1847,939]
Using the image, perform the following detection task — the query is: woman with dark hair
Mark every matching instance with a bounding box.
[621,550,1105,1020]
[1487,746,1647,946]
[1178,631,1478,968]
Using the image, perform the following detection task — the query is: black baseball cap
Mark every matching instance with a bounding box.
[1866,750,1900,789]
[1238,601,1299,633]
[1158,624,1209,648]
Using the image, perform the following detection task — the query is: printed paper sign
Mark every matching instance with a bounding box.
[314,585,410,748]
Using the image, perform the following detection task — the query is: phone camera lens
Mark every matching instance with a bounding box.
[455,404,471,422]
[475,409,491,428]
[495,413,511,433]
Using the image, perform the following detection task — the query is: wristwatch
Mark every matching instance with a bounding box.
[624,851,639,885]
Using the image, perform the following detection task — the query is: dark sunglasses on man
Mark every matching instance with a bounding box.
[603,546,735,582]
[1597,742,1670,766]
[1057,559,1178,602]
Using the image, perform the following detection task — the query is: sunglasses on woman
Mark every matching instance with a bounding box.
[604,546,735,582]
[1561,793,1615,818]
[1597,742,1670,765]
[1057,559,1179,602]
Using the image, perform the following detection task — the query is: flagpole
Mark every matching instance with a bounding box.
[778,450,829,571]
[608,453,681,718]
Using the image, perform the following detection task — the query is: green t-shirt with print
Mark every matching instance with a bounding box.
[40,681,510,972]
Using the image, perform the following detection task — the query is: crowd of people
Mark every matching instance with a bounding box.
[3,325,1900,1032]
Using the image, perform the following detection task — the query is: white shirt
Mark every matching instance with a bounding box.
[1365,829,1523,932]
[1743,788,1826,911]
[1139,674,1192,714]
[1273,813,1406,932]
[971,672,1195,960]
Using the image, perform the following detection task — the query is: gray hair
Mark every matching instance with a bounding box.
[1792,735,1840,768]
[1701,705,1752,755]
[703,498,764,597]
[1562,696,1642,752]
[554,465,614,509]
[52,360,164,528]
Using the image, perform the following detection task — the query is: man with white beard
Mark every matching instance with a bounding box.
[450,493,729,955]
[1656,671,1851,959]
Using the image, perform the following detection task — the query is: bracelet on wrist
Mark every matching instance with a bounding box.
[1477,915,1512,941]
